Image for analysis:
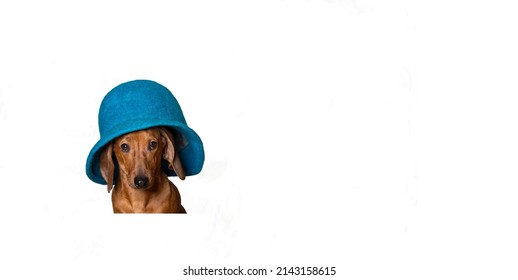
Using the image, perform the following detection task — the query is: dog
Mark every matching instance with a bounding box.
[98,127,186,213]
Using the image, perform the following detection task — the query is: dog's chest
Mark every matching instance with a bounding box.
[112,186,173,213]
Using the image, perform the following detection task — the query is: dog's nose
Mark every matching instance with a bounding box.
[134,176,149,189]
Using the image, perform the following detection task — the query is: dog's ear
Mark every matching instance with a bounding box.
[99,142,115,193]
[160,127,186,180]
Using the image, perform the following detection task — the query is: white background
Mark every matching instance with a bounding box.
[1,0,517,279]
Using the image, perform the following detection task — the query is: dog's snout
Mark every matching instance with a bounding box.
[134,175,149,189]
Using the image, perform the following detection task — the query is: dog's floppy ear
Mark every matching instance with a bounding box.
[99,142,115,193]
[160,127,186,180]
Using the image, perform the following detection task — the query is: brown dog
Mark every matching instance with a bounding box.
[99,127,186,213]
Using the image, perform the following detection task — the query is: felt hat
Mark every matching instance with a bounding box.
[86,79,204,185]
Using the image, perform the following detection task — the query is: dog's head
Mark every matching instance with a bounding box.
[99,127,185,193]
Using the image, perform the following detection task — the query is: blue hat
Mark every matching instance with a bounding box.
[86,80,204,185]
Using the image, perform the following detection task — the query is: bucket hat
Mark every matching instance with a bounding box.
[86,79,204,185]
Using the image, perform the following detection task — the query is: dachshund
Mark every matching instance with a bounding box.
[99,127,186,213]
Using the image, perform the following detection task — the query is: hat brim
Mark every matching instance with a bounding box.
[86,121,204,185]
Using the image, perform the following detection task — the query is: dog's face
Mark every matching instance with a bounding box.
[113,128,164,190]
[99,127,185,193]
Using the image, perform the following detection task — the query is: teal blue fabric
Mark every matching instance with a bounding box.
[86,80,204,185]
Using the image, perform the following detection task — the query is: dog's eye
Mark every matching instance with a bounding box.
[121,143,130,153]
[148,141,158,151]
